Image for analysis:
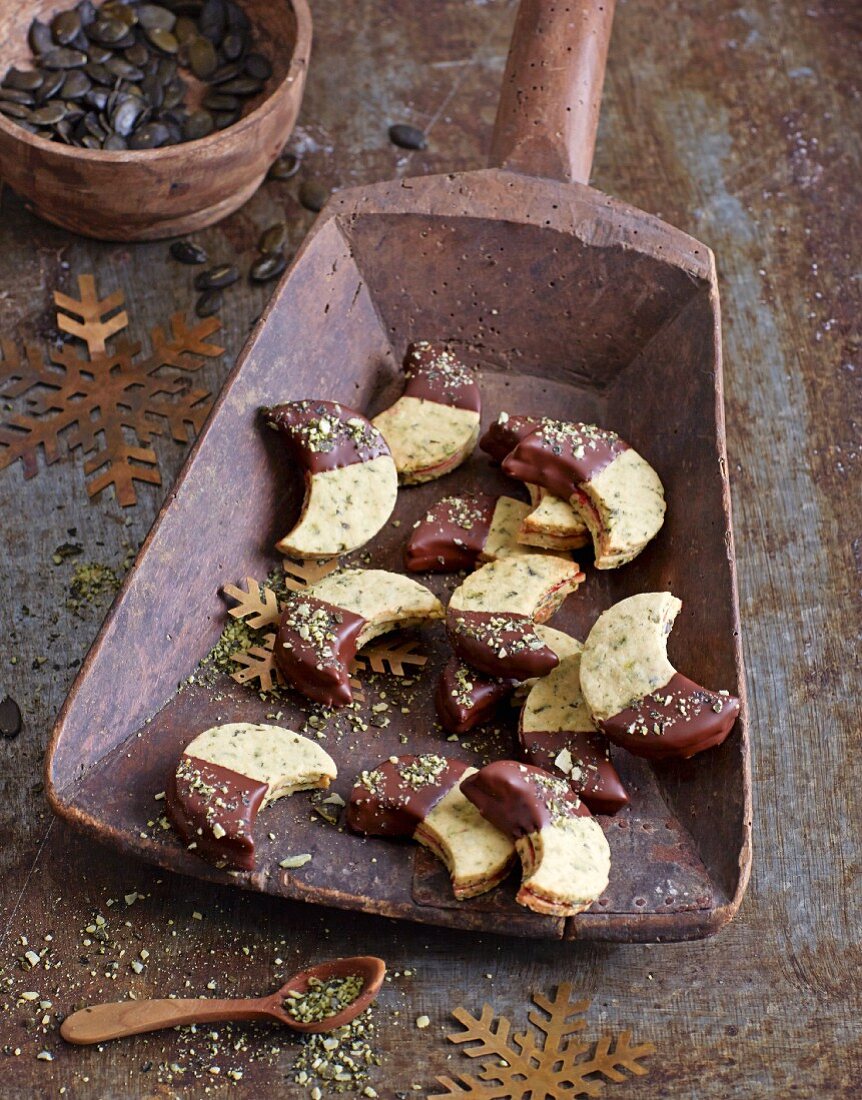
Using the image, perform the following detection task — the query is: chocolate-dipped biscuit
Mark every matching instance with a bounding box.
[405,492,567,574]
[580,592,741,760]
[461,760,611,917]
[372,342,482,484]
[262,400,398,557]
[480,413,589,550]
[434,657,520,735]
[501,419,665,569]
[166,723,337,872]
[347,754,515,899]
[446,556,584,678]
[519,639,628,814]
[275,568,444,707]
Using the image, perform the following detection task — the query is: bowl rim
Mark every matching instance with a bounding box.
[0,0,312,162]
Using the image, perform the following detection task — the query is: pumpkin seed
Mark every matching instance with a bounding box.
[298,180,330,212]
[105,57,144,81]
[170,240,208,264]
[146,27,179,54]
[195,264,239,290]
[244,52,272,81]
[85,43,114,63]
[61,70,91,99]
[125,42,150,67]
[112,95,147,136]
[175,17,199,45]
[388,123,428,150]
[3,68,43,92]
[183,108,214,140]
[41,48,88,70]
[188,36,218,78]
[195,288,223,317]
[0,88,36,106]
[52,11,82,45]
[37,71,67,102]
[213,108,239,130]
[202,91,238,112]
[221,30,246,61]
[268,152,300,180]
[250,251,287,283]
[209,62,242,84]
[103,132,128,150]
[28,20,54,55]
[86,17,129,45]
[138,5,177,33]
[258,222,287,253]
[198,0,227,43]
[102,3,138,29]
[30,102,68,126]
[127,120,170,148]
[0,101,32,120]
[216,76,262,97]
[76,2,98,28]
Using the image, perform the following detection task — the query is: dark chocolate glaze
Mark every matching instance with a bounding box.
[346,755,470,837]
[274,594,366,707]
[518,728,629,815]
[447,608,559,679]
[502,421,629,500]
[598,671,741,760]
[404,492,496,573]
[461,760,591,840]
[479,415,542,464]
[402,341,481,413]
[166,755,268,872]
[262,400,391,474]
[435,658,519,735]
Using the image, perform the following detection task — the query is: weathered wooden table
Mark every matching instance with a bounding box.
[1,1,859,1096]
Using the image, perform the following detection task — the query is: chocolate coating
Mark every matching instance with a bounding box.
[598,671,741,760]
[518,729,629,815]
[404,492,496,573]
[402,342,480,412]
[166,755,268,872]
[502,421,629,500]
[479,414,542,464]
[447,608,559,679]
[262,400,390,474]
[435,658,519,735]
[461,760,590,839]
[274,594,366,707]
[347,755,470,837]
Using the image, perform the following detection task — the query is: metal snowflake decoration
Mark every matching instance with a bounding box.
[0,274,223,506]
[431,984,654,1099]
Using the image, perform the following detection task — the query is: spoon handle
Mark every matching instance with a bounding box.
[61,997,277,1044]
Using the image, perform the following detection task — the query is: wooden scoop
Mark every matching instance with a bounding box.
[60,955,386,1045]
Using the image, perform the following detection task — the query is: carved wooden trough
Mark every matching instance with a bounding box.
[46,0,750,942]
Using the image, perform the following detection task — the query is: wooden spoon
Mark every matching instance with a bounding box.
[60,955,386,1045]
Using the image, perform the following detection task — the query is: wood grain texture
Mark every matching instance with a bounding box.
[0,0,311,240]
[0,0,859,1096]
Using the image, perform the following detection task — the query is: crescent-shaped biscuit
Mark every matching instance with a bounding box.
[372,342,481,484]
[404,492,567,573]
[501,420,666,568]
[446,556,584,678]
[346,754,516,899]
[579,592,741,759]
[274,569,444,707]
[435,624,582,735]
[263,400,398,557]
[461,761,611,917]
[519,641,629,814]
[166,723,337,871]
[480,413,589,550]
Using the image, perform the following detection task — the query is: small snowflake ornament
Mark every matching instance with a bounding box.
[0,273,223,506]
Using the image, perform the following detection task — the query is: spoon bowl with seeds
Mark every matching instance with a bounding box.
[60,954,386,1044]
[0,0,311,239]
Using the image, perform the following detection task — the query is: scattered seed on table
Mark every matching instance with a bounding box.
[170,240,208,265]
[195,263,240,290]
[0,695,22,739]
[195,288,223,317]
[268,152,300,180]
[258,222,287,253]
[298,180,329,212]
[388,123,428,150]
[250,251,287,283]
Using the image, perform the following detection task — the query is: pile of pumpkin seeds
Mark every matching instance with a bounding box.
[0,0,273,150]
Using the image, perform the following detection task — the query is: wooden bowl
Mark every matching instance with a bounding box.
[0,0,311,240]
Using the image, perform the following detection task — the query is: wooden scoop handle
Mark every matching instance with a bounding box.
[60,996,277,1044]
[490,0,616,184]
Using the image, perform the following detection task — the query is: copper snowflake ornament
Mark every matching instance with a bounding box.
[0,274,223,506]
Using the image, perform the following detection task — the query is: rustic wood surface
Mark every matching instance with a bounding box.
[0,0,859,1096]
